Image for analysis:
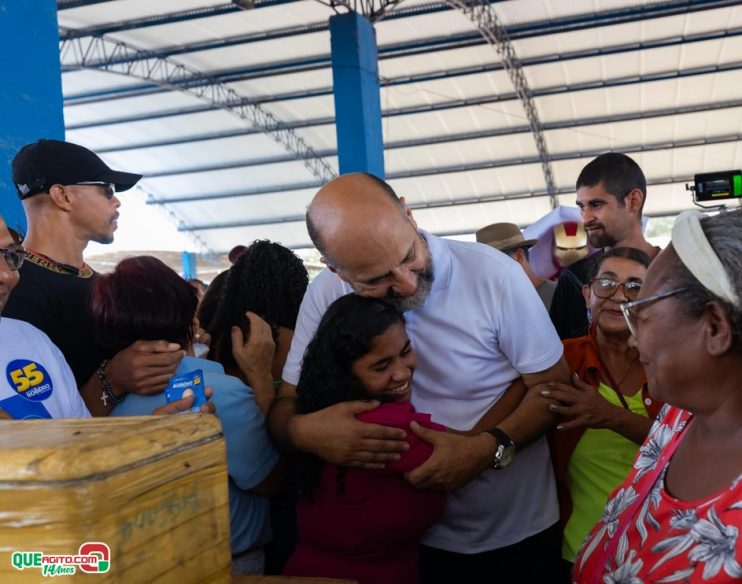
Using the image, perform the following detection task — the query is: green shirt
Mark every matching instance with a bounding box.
[562,382,649,562]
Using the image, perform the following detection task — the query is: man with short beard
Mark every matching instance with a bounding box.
[5,139,184,416]
[549,152,660,340]
[269,172,572,583]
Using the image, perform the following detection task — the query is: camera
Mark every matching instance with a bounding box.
[692,170,742,202]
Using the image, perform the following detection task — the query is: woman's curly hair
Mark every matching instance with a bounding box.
[292,294,406,500]
[207,240,308,370]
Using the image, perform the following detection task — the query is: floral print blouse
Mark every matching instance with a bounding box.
[573,405,742,583]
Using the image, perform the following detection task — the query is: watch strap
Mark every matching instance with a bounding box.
[487,427,515,470]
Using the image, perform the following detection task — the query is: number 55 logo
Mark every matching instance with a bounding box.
[6,360,52,401]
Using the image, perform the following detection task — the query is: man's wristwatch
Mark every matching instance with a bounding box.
[487,427,516,470]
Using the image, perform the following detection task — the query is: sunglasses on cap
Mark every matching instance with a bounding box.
[72,181,116,199]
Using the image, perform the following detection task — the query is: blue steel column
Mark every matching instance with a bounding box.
[182,251,197,280]
[329,13,385,178]
[0,0,65,234]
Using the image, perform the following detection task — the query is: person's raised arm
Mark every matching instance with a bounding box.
[267,381,408,470]
[230,312,275,418]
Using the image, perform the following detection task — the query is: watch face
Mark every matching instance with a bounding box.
[499,445,515,468]
[493,443,515,470]
[488,428,516,470]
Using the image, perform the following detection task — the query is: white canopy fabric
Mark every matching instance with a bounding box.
[58,0,742,251]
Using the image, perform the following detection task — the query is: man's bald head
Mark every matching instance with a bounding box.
[306,173,433,311]
[306,173,407,264]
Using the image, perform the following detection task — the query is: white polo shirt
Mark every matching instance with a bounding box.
[283,232,563,553]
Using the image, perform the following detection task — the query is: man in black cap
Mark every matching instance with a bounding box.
[5,139,184,415]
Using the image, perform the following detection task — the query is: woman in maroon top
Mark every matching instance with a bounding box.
[282,294,446,584]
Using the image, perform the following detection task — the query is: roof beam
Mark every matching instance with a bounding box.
[64,23,742,106]
[157,132,741,209]
[59,0,299,21]
[60,35,335,183]
[179,174,694,232]
[58,0,116,9]
[447,0,556,205]
[79,1,554,199]
[93,97,742,163]
[62,25,480,105]
[67,60,742,132]
[61,0,737,78]
[60,2,454,77]
[61,5,242,37]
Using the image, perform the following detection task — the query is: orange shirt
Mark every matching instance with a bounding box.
[549,330,663,531]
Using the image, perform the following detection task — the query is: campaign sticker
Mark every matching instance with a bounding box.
[6,359,53,401]
[165,369,206,414]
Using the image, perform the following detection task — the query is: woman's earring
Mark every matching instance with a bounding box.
[586,307,592,324]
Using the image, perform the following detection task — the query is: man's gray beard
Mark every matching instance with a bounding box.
[382,259,434,313]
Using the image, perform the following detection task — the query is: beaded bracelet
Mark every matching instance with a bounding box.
[97,360,125,407]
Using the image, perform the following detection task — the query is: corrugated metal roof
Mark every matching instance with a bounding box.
[59,0,742,252]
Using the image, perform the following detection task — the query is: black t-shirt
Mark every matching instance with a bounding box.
[4,254,110,388]
[548,251,604,340]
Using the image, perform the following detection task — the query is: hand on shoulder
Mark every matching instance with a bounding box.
[292,400,409,469]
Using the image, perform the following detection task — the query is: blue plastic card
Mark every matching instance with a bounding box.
[164,369,206,414]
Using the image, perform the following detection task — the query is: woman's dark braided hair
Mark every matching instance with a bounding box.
[291,294,406,501]
[207,240,308,370]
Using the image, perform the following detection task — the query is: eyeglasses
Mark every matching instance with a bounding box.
[590,278,643,301]
[620,287,689,338]
[72,182,116,199]
[0,244,27,271]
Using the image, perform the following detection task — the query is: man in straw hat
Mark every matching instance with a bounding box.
[476,222,556,310]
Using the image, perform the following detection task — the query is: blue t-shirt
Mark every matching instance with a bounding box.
[111,355,279,554]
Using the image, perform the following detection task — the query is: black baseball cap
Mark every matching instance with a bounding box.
[12,139,143,200]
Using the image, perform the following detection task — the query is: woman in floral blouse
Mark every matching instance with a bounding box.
[573,209,742,583]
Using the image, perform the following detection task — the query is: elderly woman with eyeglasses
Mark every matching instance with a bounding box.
[542,247,664,576]
[572,209,742,583]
